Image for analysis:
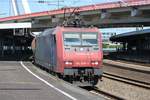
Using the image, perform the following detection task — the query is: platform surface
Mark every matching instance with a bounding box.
[0,61,104,100]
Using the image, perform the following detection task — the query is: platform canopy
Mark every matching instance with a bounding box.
[0,22,32,29]
[110,29,150,42]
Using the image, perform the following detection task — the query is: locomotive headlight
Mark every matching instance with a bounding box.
[91,61,99,65]
[64,61,73,65]
[80,48,84,51]
[94,61,99,65]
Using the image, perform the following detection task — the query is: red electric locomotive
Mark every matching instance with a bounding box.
[32,26,103,85]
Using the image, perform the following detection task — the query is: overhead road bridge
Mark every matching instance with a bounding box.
[110,29,150,63]
[0,0,150,28]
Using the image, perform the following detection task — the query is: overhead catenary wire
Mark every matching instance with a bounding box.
[37,0,64,9]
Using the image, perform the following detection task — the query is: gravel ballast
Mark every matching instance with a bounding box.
[96,77,150,100]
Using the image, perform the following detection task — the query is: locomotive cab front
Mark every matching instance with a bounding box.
[57,27,103,85]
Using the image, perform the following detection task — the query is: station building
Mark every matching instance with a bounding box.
[110,29,150,63]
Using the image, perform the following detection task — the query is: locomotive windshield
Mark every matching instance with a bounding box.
[63,32,98,46]
[82,33,97,45]
[64,33,81,46]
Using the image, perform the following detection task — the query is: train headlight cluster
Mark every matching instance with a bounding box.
[91,61,99,65]
[64,61,73,65]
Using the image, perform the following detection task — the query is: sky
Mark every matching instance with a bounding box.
[0,0,119,18]
[101,27,150,34]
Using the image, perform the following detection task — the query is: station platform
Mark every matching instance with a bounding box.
[110,29,150,63]
[0,61,104,100]
[103,59,150,73]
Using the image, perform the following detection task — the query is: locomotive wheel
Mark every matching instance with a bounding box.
[93,76,99,85]
[56,73,63,79]
[64,75,73,83]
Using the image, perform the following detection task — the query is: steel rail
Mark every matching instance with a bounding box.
[103,72,150,89]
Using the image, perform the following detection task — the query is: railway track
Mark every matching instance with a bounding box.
[103,60,150,89]
[85,71,150,100]
[85,61,150,99]
[103,62,150,74]
[80,86,125,100]
[90,87,125,100]
[103,72,150,89]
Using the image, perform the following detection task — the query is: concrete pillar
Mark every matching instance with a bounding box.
[131,7,141,17]
[127,42,133,53]
[52,16,59,23]
[12,38,15,55]
[2,40,4,57]
[123,42,126,52]
[101,10,111,19]
[0,39,3,56]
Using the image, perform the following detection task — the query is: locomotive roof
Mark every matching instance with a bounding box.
[37,26,99,37]
[37,28,55,37]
